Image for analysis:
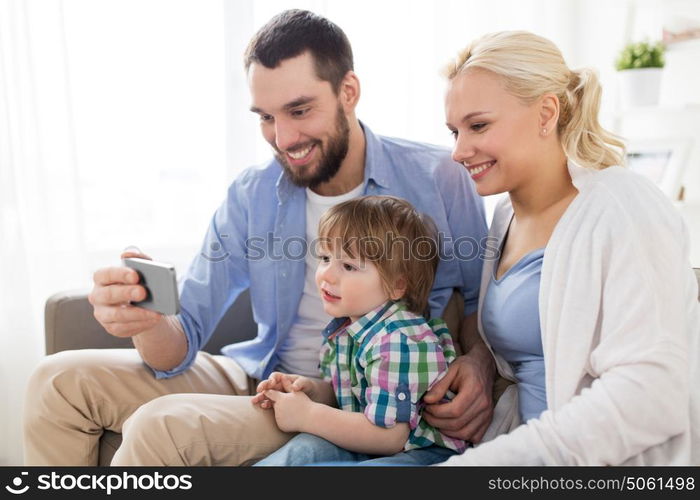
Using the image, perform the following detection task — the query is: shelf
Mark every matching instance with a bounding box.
[612,105,700,116]
[665,37,700,52]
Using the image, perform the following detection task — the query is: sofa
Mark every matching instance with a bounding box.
[43,269,700,464]
[44,288,258,465]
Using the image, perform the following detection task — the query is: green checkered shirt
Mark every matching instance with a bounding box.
[319,300,467,452]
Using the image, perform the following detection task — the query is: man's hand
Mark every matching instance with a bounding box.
[88,248,162,338]
[252,372,315,408]
[421,343,496,443]
[262,389,316,433]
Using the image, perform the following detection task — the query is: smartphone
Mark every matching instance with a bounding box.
[123,257,180,315]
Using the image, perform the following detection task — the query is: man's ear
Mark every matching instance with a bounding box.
[339,71,361,112]
[389,277,407,301]
[538,93,560,136]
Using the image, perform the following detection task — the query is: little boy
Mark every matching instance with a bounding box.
[252,195,467,465]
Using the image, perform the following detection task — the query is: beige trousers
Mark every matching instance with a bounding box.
[23,349,294,466]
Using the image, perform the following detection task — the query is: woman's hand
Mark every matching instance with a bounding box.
[421,343,496,443]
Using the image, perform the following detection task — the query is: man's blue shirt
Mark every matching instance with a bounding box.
[153,123,488,380]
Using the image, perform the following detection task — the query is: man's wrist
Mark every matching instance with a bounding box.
[464,341,496,379]
[132,315,188,371]
[133,314,180,341]
[464,339,488,358]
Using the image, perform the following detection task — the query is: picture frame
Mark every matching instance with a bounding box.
[625,137,693,201]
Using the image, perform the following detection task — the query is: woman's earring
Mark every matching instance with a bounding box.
[541,128,547,136]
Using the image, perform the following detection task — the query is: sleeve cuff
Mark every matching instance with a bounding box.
[364,383,415,427]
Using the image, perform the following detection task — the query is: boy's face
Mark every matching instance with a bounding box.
[315,246,394,322]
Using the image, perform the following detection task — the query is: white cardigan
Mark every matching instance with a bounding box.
[442,161,700,465]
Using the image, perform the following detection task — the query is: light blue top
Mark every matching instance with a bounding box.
[152,122,488,380]
[482,246,547,422]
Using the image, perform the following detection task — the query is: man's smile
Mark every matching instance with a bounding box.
[285,143,317,166]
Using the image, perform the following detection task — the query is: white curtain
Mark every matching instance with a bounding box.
[0,0,227,465]
[0,0,88,465]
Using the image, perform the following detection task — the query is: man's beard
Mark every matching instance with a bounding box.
[274,105,350,189]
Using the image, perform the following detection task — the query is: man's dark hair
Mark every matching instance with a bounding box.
[244,9,354,93]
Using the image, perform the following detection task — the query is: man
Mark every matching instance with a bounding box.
[23,9,494,466]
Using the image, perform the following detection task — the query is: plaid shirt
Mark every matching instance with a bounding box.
[319,301,467,452]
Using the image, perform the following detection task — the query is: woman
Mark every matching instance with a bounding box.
[441,31,699,465]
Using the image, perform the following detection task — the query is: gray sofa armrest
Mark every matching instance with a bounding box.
[45,289,258,356]
[45,289,131,354]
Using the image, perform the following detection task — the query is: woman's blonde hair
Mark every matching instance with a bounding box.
[444,31,624,169]
[318,195,438,316]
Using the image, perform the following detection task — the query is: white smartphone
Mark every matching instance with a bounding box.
[123,257,180,315]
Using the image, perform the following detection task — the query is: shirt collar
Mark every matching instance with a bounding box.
[274,161,297,205]
[321,300,406,343]
[567,158,597,191]
[361,121,392,190]
[274,121,392,204]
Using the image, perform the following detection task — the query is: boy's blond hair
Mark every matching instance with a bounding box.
[318,195,438,316]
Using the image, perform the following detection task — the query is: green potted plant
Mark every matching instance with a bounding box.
[615,40,665,108]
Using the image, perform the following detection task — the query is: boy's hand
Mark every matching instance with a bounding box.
[251,372,316,408]
[251,372,287,408]
[262,389,315,433]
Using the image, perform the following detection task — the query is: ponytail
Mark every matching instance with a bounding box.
[560,68,625,169]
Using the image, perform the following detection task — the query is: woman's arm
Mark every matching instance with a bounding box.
[264,389,410,455]
[442,187,697,465]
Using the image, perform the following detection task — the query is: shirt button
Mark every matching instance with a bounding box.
[397,392,407,401]
[281,272,287,277]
